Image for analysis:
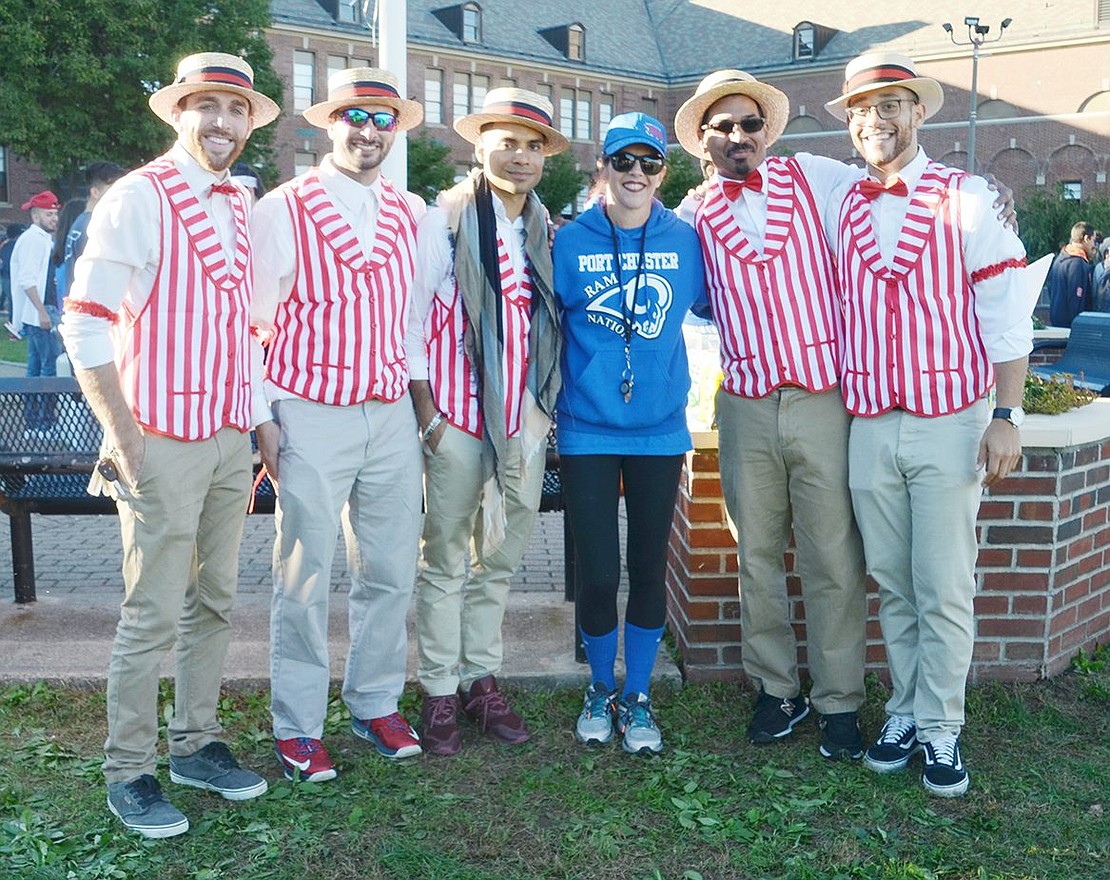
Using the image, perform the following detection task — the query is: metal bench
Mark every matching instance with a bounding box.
[1030,312,1110,394]
[0,379,574,632]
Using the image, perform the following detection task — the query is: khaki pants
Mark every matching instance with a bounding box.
[416,425,545,696]
[269,396,422,739]
[716,387,867,713]
[848,400,987,741]
[103,428,251,783]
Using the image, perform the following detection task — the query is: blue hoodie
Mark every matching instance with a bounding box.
[552,200,707,455]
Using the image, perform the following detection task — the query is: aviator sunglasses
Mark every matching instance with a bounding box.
[334,108,399,131]
[700,117,766,136]
[605,151,666,176]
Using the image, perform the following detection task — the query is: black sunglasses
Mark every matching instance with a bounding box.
[334,108,399,131]
[700,117,766,136]
[605,151,666,176]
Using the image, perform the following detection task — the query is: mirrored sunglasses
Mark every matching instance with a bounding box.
[605,151,666,176]
[700,117,766,136]
[335,108,399,131]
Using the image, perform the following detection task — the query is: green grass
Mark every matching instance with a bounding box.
[0,335,27,365]
[2,655,1109,880]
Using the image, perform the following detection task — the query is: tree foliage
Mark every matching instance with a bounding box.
[535,151,588,218]
[406,133,457,204]
[656,147,705,209]
[0,0,281,195]
[1016,185,1110,261]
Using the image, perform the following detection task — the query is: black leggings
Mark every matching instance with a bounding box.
[560,454,685,636]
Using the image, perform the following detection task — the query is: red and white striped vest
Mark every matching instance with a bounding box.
[116,155,253,441]
[265,172,418,405]
[425,235,532,438]
[696,157,841,398]
[835,163,992,417]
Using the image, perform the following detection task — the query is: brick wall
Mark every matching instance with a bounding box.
[665,431,1110,684]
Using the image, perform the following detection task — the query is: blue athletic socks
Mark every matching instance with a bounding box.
[579,626,618,692]
[623,621,664,699]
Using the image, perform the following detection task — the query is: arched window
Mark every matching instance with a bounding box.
[568,24,585,61]
[794,23,815,60]
[462,3,481,43]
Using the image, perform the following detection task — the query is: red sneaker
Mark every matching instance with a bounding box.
[351,712,423,759]
[274,737,337,782]
[461,675,531,745]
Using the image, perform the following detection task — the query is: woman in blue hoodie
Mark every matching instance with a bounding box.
[552,112,707,754]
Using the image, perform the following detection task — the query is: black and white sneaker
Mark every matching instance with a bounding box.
[863,714,921,773]
[747,690,810,744]
[818,712,864,760]
[922,734,969,797]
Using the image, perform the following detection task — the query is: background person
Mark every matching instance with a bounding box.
[61,51,279,838]
[552,112,706,754]
[1047,221,1096,328]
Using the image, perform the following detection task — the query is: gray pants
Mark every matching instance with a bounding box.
[269,395,422,739]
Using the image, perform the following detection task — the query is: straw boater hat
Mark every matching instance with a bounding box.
[674,69,790,157]
[824,51,945,120]
[454,87,569,156]
[303,67,423,130]
[148,52,280,127]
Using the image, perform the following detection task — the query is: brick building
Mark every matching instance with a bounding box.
[3,2,1110,226]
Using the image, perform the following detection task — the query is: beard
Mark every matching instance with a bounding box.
[186,127,246,174]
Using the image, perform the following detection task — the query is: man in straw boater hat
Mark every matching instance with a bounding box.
[673,70,871,762]
[408,87,565,755]
[250,67,427,781]
[824,51,1031,798]
[61,51,279,838]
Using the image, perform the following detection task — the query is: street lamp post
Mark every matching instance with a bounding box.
[942,16,1012,175]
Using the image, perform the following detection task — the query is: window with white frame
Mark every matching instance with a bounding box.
[293,51,315,112]
[1062,181,1083,200]
[327,55,347,80]
[568,24,585,61]
[560,89,591,140]
[425,69,444,125]
[462,3,481,43]
[0,147,7,204]
[794,24,815,60]
[453,72,489,120]
[337,0,358,24]
[599,97,613,138]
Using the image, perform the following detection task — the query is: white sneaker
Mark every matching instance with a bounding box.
[575,683,617,744]
[616,693,663,755]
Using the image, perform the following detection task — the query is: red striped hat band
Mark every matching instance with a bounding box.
[330,81,402,101]
[845,64,916,94]
[483,101,552,127]
[176,65,254,90]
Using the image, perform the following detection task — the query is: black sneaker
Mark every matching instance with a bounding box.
[818,712,864,760]
[169,741,268,800]
[747,690,810,744]
[863,714,921,773]
[922,734,969,797]
[107,774,189,839]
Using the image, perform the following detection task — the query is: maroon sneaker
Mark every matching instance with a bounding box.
[422,694,462,756]
[461,674,531,745]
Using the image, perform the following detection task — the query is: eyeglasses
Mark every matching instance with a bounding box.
[846,98,918,121]
[605,151,666,176]
[700,117,766,136]
[334,108,399,131]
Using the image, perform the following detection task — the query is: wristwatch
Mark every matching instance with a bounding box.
[992,406,1025,428]
[421,412,444,442]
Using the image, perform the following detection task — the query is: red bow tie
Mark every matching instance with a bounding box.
[720,170,763,201]
[858,177,909,201]
[209,181,239,197]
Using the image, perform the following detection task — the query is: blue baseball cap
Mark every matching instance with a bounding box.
[603,112,668,158]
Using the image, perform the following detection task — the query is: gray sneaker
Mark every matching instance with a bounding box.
[616,693,664,755]
[169,741,268,801]
[107,774,189,839]
[575,683,617,745]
